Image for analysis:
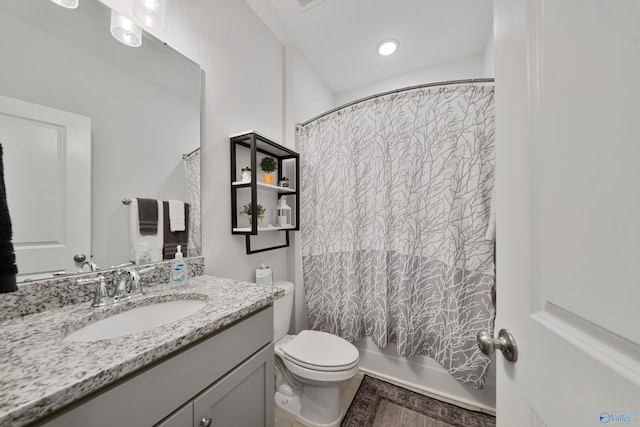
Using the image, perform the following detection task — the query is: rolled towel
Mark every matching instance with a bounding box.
[137,198,159,235]
[168,200,186,232]
[0,144,18,293]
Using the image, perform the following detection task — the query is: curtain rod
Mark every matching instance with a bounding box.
[182,146,200,158]
[297,77,495,127]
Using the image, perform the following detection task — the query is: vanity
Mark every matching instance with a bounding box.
[0,270,282,427]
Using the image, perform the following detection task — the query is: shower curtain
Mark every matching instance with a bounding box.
[183,148,201,257]
[298,85,495,388]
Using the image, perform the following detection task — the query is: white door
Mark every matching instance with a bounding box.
[0,95,91,279]
[494,0,640,425]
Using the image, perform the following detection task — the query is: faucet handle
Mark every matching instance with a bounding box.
[126,269,142,295]
[113,270,132,300]
[77,275,109,307]
[124,265,156,296]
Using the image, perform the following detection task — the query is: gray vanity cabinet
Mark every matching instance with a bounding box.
[158,344,273,427]
[36,306,275,427]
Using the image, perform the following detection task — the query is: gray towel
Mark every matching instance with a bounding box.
[137,198,159,235]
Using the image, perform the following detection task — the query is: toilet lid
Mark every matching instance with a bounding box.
[282,330,359,372]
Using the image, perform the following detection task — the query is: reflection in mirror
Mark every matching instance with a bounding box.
[0,0,202,281]
[0,95,91,278]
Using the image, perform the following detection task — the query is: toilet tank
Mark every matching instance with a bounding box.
[272,280,295,342]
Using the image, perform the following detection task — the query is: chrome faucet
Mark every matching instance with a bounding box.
[114,268,144,302]
[77,266,156,307]
[77,275,109,307]
[81,257,100,272]
[52,257,100,277]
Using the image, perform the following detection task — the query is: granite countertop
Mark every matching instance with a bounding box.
[0,275,283,426]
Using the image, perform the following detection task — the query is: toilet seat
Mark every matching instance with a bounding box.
[281,330,359,373]
[283,355,359,383]
[283,354,358,372]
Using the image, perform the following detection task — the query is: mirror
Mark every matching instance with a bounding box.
[0,0,201,281]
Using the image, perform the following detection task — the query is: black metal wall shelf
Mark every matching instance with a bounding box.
[231,181,296,194]
[230,130,299,254]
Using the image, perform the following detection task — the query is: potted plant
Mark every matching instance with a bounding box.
[260,156,277,185]
[242,203,266,226]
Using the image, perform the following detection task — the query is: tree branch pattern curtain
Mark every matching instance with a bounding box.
[298,85,495,388]
[183,148,201,257]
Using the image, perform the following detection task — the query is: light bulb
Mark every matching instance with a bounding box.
[377,39,399,56]
[110,10,142,48]
[133,0,166,29]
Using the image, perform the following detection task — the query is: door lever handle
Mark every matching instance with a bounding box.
[477,329,518,362]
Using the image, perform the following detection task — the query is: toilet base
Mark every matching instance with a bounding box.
[275,390,343,427]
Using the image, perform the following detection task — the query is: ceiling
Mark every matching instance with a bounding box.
[247,0,493,94]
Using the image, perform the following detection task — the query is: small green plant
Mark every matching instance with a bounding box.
[242,203,266,217]
[260,156,277,174]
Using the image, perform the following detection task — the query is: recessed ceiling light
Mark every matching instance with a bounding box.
[377,39,398,56]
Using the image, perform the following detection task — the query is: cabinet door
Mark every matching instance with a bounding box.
[194,344,274,427]
[156,403,192,427]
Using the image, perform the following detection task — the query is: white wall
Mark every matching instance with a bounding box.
[101,0,290,282]
[292,49,336,124]
[283,46,335,332]
[484,29,495,77]
[335,53,485,106]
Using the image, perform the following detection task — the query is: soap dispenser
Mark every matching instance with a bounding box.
[170,245,188,287]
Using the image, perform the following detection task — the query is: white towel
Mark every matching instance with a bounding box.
[168,200,186,232]
[129,198,164,263]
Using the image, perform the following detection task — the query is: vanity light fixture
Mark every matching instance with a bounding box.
[110,10,142,47]
[49,0,79,9]
[377,38,399,56]
[133,0,166,29]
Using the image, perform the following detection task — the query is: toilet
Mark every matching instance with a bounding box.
[272,280,359,427]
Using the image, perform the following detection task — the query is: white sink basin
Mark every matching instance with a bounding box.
[64,299,207,342]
